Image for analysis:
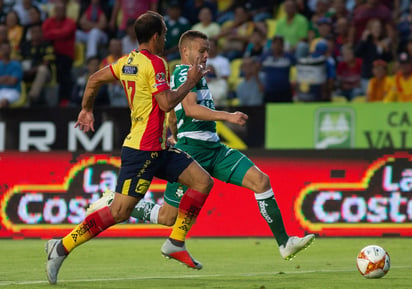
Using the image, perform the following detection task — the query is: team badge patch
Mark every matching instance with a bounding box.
[155,72,166,82]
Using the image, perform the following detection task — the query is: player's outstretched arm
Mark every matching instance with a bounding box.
[74,66,116,132]
[182,92,248,126]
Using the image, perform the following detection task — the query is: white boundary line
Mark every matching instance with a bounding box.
[1,266,411,286]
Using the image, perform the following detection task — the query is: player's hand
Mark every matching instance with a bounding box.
[187,56,209,85]
[167,135,177,147]
[74,109,95,132]
[229,111,248,126]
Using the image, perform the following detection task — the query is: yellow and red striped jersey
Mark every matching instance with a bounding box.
[110,49,170,151]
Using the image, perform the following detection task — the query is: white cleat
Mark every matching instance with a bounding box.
[45,239,67,285]
[161,239,203,270]
[279,234,315,261]
[86,190,115,216]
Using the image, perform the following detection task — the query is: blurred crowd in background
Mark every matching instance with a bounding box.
[0,0,411,108]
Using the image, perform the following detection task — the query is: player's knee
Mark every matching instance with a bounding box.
[110,208,131,223]
[253,172,271,193]
[158,208,177,226]
[206,175,214,191]
[163,216,176,226]
[194,172,214,193]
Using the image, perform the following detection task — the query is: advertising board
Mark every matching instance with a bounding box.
[1,150,411,238]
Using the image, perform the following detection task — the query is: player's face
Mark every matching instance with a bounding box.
[188,38,209,67]
[156,22,167,54]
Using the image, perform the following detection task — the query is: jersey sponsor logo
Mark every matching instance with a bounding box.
[122,65,138,74]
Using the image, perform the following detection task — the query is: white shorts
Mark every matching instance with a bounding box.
[0,88,20,104]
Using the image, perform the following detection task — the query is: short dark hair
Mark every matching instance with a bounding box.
[134,11,164,44]
[178,30,208,50]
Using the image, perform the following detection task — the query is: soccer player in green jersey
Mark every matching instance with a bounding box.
[89,30,314,270]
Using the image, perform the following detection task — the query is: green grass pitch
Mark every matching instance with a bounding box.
[0,237,411,289]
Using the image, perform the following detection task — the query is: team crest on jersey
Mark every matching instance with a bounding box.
[156,72,166,82]
[127,57,133,64]
[122,65,138,74]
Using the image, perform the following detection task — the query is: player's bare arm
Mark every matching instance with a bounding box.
[155,57,208,112]
[182,91,248,126]
[74,66,116,132]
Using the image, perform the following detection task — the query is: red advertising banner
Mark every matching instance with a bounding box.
[1,150,411,238]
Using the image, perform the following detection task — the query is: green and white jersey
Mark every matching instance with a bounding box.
[171,64,219,144]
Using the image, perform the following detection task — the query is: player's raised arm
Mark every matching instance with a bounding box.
[74,66,116,132]
[155,57,207,112]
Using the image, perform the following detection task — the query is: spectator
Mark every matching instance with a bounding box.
[366,59,392,102]
[0,0,7,23]
[163,1,191,61]
[385,52,412,102]
[0,41,23,108]
[245,0,275,22]
[326,0,349,23]
[13,0,45,26]
[121,18,138,55]
[296,39,336,102]
[397,2,412,53]
[349,0,394,44]
[191,6,221,39]
[99,38,127,107]
[275,0,309,59]
[215,5,255,61]
[0,24,7,59]
[19,24,55,105]
[2,0,14,15]
[42,0,76,107]
[260,35,295,103]
[205,63,228,107]
[309,0,330,26]
[99,38,123,68]
[5,10,23,54]
[243,28,267,58]
[236,56,264,106]
[335,44,363,101]
[215,0,240,25]
[354,18,393,95]
[309,16,332,53]
[109,0,158,37]
[71,56,109,107]
[206,38,231,81]
[183,0,217,25]
[46,0,80,23]
[333,16,351,59]
[20,6,43,45]
[404,37,412,58]
[76,0,108,59]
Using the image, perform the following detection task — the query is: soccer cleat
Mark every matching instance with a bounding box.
[86,190,115,216]
[161,239,203,270]
[279,234,315,261]
[45,239,67,285]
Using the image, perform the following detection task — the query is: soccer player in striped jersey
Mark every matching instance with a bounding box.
[45,12,214,285]
[89,30,315,270]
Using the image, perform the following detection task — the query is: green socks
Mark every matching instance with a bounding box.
[255,189,289,247]
[130,200,159,223]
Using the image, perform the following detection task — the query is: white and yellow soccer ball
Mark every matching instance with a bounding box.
[356,245,390,279]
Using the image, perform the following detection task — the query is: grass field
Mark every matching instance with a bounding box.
[0,237,411,289]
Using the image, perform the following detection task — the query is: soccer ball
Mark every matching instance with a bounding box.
[356,245,390,279]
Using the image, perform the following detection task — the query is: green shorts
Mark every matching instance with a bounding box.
[164,138,254,208]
